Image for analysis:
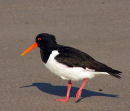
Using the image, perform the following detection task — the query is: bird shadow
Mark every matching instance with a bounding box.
[20,82,118,102]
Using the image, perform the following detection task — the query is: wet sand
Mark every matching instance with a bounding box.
[0,0,130,111]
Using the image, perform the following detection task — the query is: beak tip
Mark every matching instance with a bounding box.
[20,53,24,56]
[20,42,37,57]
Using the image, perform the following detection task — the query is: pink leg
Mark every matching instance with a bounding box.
[75,78,88,101]
[56,80,72,102]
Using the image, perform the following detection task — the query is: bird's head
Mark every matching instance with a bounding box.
[21,33,57,56]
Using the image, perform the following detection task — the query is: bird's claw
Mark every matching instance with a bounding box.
[56,98,69,102]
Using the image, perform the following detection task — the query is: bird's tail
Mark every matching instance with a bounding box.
[108,69,122,79]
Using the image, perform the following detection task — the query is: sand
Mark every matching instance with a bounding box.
[0,0,130,111]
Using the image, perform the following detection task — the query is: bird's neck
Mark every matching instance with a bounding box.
[40,49,51,63]
[40,44,59,63]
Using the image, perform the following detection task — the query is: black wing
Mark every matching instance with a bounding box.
[55,46,121,78]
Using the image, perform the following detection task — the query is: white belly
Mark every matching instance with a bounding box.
[44,50,109,81]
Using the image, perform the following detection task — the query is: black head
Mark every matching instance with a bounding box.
[21,33,57,56]
[35,33,57,49]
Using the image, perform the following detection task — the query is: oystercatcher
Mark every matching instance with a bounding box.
[21,33,121,102]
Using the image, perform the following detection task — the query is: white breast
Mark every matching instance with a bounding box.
[44,50,109,81]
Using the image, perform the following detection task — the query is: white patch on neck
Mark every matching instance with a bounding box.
[48,50,59,61]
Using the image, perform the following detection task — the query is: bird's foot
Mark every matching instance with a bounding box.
[56,98,69,102]
[75,89,82,101]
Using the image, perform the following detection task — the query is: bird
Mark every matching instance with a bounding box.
[21,33,121,102]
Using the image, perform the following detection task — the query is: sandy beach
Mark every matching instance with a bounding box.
[0,0,130,111]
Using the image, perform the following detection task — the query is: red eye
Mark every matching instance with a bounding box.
[38,38,42,41]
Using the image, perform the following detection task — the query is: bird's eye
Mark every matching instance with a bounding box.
[38,38,42,41]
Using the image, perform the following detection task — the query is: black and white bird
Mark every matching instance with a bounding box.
[21,33,121,102]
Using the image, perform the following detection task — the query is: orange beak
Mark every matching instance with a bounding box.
[21,42,38,56]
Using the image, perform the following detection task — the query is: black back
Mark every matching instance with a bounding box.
[55,46,121,78]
